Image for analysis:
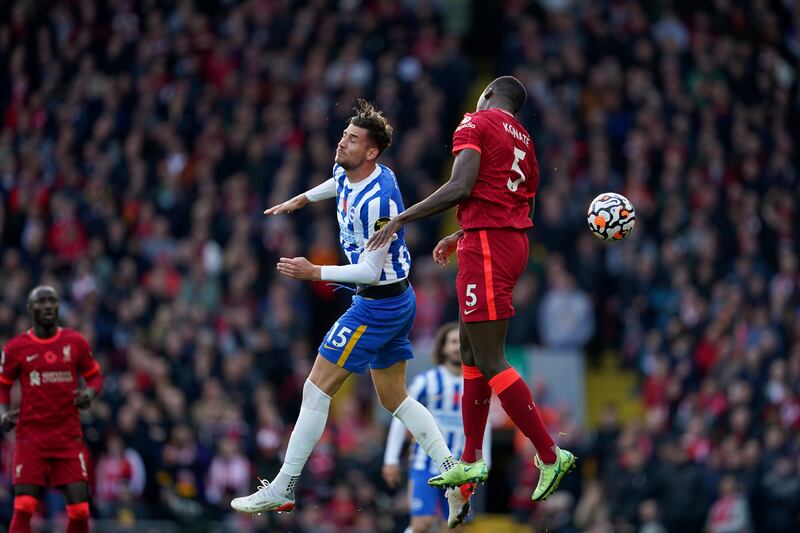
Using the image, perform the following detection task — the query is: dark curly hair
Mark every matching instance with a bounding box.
[431,322,459,365]
[349,99,393,155]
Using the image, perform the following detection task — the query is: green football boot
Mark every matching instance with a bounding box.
[531,447,577,502]
[427,458,489,488]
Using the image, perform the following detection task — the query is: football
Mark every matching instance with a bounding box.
[587,192,636,241]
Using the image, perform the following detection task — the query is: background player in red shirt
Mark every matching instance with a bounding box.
[369,76,576,502]
[0,286,104,533]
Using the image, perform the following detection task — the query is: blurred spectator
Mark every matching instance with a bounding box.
[539,258,595,349]
[706,475,752,533]
[94,434,146,519]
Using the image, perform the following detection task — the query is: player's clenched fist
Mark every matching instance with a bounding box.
[73,388,96,409]
[0,408,19,432]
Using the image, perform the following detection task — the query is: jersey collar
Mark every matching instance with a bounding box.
[27,327,63,344]
[345,164,382,193]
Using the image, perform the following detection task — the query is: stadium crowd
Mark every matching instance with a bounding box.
[0,0,798,532]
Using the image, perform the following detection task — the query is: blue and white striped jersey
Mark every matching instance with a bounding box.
[333,163,411,284]
[407,366,492,475]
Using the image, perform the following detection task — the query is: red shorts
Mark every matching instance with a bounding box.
[456,228,528,323]
[13,445,90,487]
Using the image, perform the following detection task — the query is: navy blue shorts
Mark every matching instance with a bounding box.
[318,286,416,374]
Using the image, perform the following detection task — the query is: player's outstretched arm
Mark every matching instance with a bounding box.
[264,178,337,215]
[277,242,391,284]
[366,149,480,250]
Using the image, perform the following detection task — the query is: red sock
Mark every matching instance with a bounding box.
[10,494,37,533]
[10,510,32,533]
[66,502,90,533]
[489,367,557,464]
[460,365,492,463]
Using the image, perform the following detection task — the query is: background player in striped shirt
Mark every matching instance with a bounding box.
[1,286,104,533]
[369,77,576,501]
[383,322,492,531]
[231,100,465,515]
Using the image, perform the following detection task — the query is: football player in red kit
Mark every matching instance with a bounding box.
[0,286,103,533]
[369,76,576,508]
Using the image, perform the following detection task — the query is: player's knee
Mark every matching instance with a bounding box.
[66,501,90,520]
[13,494,38,514]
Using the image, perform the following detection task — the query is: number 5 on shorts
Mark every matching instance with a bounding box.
[464,283,478,314]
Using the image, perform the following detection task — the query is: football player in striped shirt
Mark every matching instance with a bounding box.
[383,322,491,530]
[231,101,465,516]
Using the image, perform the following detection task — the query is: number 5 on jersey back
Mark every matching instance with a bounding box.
[507,147,527,192]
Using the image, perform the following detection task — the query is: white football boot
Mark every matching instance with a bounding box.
[445,483,475,528]
[230,478,295,514]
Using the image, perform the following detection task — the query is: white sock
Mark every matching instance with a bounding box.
[272,379,331,496]
[393,396,456,472]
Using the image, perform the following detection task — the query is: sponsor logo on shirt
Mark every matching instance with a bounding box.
[456,115,476,131]
[29,369,73,386]
[374,217,391,232]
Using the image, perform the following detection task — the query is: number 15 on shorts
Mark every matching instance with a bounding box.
[464,284,478,315]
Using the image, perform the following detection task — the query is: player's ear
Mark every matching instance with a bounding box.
[366,145,379,162]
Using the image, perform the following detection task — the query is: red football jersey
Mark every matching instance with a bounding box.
[0,328,100,454]
[451,108,540,230]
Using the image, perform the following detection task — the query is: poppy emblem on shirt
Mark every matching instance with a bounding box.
[44,351,57,364]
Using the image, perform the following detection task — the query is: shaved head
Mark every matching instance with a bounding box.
[476,76,527,114]
[28,285,59,304]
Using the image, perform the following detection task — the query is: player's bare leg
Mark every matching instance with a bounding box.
[60,481,91,533]
[231,355,350,514]
[465,319,575,501]
[11,484,42,533]
[371,361,458,473]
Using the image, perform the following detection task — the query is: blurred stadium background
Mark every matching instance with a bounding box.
[1,0,799,532]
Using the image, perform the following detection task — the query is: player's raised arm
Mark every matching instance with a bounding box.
[264,178,337,215]
[366,149,481,251]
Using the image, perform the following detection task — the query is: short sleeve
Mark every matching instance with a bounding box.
[360,194,399,241]
[74,334,100,378]
[0,343,20,385]
[452,113,486,155]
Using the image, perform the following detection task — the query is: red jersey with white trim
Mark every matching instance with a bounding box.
[451,108,540,230]
[0,328,100,454]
